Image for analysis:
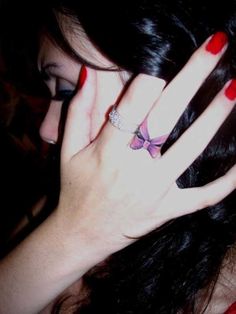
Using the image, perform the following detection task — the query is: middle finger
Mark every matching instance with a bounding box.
[146,32,228,138]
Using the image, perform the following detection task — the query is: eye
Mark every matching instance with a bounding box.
[51,89,75,101]
[51,77,75,101]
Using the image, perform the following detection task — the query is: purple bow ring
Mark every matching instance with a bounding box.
[130,119,169,158]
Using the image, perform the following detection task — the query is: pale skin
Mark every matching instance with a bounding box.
[0,26,236,314]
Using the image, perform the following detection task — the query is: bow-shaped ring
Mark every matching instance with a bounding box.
[130,119,169,158]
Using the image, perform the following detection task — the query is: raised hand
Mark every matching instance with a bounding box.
[58,32,236,256]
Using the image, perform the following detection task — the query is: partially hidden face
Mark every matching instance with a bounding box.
[38,18,129,145]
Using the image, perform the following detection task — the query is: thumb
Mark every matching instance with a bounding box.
[61,66,97,163]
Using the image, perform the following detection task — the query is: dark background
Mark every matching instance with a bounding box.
[0,0,55,256]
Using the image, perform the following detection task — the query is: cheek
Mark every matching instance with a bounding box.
[39,101,63,143]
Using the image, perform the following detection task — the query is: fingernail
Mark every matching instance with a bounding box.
[225,79,236,101]
[205,32,228,55]
[78,65,87,88]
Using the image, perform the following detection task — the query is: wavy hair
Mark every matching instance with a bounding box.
[41,0,236,312]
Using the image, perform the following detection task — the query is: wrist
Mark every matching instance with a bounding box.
[52,207,112,275]
[0,208,109,314]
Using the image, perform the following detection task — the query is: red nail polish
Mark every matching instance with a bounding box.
[225,79,236,101]
[205,32,228,55]
[78,65,87,88]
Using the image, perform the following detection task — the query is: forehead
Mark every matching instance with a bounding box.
[38,36,74,69]
[38,13,115,70]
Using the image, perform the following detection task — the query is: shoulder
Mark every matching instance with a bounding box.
[196,252,236,314]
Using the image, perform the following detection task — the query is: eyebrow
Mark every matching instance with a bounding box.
[39,57,120,83]
[41,62,60,71]
[39,62,62,80]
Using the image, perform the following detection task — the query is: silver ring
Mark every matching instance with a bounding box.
[108,106,138,133]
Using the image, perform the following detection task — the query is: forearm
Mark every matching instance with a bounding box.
[0,210,107,314]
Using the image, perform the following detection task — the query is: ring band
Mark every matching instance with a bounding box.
[108,106,138,133]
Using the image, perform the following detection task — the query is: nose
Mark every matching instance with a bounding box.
[39,101,63,144]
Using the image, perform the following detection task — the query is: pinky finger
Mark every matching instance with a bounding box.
[190,164,236,210]
[171,164,236,218]
[157,165,236,223]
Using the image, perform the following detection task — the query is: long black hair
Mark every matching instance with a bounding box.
[41,0,236,313]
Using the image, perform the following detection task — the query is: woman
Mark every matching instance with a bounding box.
[1,0,236,313]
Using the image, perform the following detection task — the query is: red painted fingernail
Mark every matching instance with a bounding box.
[78,65,87,88]
[225,79,236,101]
[205,32,228,54]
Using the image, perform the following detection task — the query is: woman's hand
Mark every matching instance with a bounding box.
[58,32,236,257]
[1,33,236,314]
